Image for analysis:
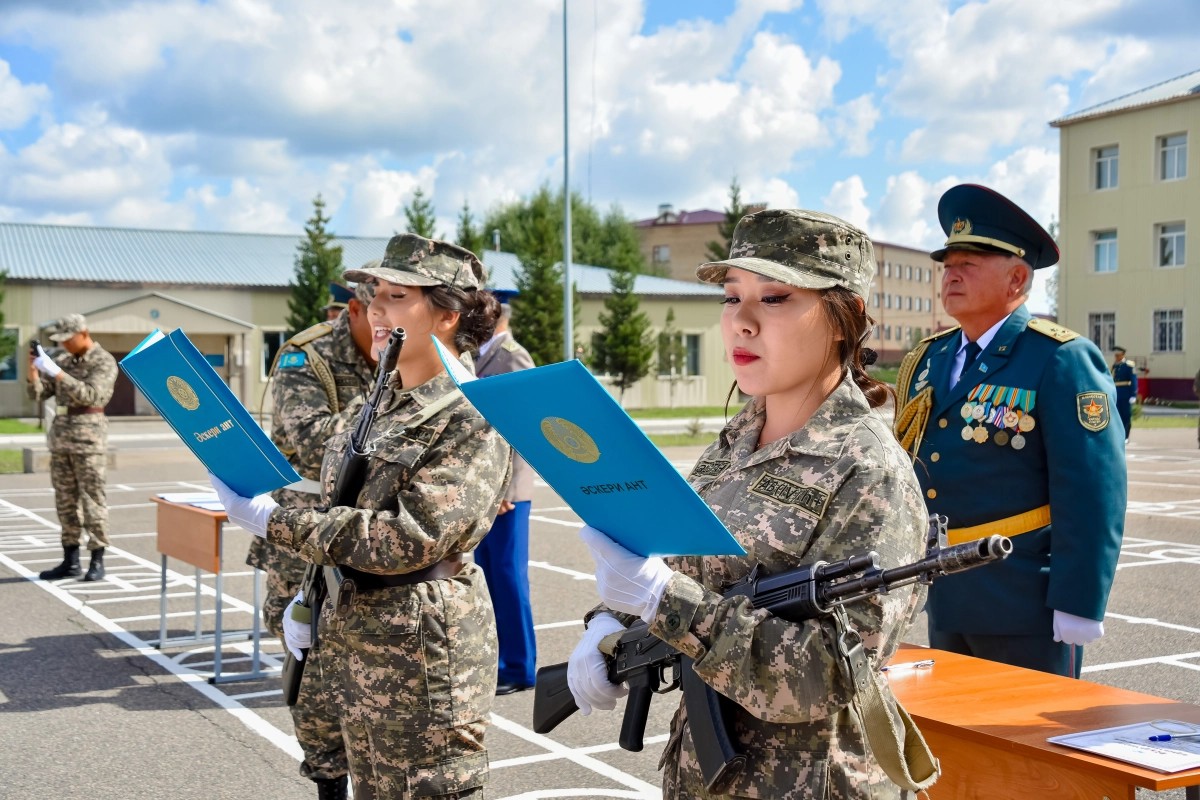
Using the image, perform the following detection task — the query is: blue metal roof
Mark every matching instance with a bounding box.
[0,221,721,297]
[1051,68,1200,126]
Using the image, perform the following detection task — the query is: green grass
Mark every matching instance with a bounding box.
[648,433,718,448]
[0,419,41,434]
[1132,415,1199,428]
[868,367,899,385]
[0,449,23,473]
[627,406,729,419]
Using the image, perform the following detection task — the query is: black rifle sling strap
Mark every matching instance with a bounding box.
[832,607,940,792]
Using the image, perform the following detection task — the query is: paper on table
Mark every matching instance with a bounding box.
[1048,719,1200,773]
[157,492,225,511]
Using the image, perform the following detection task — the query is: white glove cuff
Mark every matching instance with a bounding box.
[639,562,676,625]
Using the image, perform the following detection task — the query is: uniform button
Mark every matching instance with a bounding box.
[931,453,940,462]
[938,419,948,428]
[927,489,937,499]
[665,612,681,631]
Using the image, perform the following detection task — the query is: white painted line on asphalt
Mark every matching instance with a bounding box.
[85,591,198,605]
[227,689,284,700]
[530,515,585,529]
[533,620,584,630]
[1082,651,1200,674]
[108,608,246,623]
[489,713,660,799]
[110,532,157,539]
[529,561,596,581]
[491,734,670,769]
[27,502,156,512]
[494,792,649,800]
[1107,612,1200,636]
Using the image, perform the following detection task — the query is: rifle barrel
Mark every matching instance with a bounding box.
[821,535,1011,604]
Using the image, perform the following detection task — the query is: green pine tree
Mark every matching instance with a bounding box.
[706,176,748,262]
[592,264,655,404]
[658,307,689,408]
[404,187,437,238]
[286,194,344,335]
[510,256,565,366]
[455,199,484,255]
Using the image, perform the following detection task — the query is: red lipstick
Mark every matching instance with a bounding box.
[732,347,759,366]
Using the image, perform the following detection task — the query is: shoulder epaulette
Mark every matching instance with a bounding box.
[288,322,333,346]
[500,340,523,353]
[1027,318,1080,343]
[920,326,960,344]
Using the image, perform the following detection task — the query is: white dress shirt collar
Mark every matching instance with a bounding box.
[950,312,1012,387]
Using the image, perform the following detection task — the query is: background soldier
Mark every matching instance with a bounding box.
[1110,346,1137,441]
[473,292,538,694]
[323,282,354,322]
[246,272,377,799]
[27,314,118,582]
[894,184,1126,677]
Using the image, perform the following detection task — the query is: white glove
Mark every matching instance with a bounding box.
[33,345,62,378]
[208,472,278,538]
[567,612,629,715]
[580,525,674,623]
[1053,610,1104,646]
[282,591,312,661]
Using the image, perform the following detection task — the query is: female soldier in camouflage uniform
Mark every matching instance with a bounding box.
[570,210,929,799]
[213,234,510,800]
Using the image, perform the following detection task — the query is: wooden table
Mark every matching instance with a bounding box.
[887,645,1200,799]
[151,497,267,684]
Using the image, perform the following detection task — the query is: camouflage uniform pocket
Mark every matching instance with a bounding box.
[332,593,430,728]
[722,749,828,799]
[404,751,489,797]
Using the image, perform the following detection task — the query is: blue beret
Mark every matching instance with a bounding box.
[491,289,519,304]
[931,184,1060,270]
[325,283,354,308]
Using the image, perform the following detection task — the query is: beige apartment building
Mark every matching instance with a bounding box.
[636,204,763,282]
[1053,68,1199,399]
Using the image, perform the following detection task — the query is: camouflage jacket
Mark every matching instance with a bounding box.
[265,358,512,574]
[249,312,374,573]
[27,343,118,454]
[597,377,928,799]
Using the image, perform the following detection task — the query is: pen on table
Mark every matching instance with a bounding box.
[1148,733,1200,742]
[881,659,935,673]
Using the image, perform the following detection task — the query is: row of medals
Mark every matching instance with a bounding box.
[959,400,1035,449]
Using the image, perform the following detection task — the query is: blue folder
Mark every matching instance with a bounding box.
[120,329,301,497]
[435,337,744,557]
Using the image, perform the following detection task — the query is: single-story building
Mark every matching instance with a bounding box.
[0,221,734,416]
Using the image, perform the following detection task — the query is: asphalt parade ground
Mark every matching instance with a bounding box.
[3,427,1200,799]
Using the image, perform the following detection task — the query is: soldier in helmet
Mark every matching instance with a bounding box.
[568,210,931,799]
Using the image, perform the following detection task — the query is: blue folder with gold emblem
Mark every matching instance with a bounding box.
[435,337,744,557]
[120,329,301,498]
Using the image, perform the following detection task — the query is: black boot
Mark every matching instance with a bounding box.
[81,548,106,582]
[313,775,347,800]
[39,545,81,580]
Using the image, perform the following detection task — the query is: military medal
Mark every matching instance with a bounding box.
[1011,433,1026,450]
[961,425,974,441]
[971,404,985,421]
[973,426,989,444]
[994,430,1010,446]
[1004,410,1019,428]
[1018,414,1035,432]
[961,403,975,421]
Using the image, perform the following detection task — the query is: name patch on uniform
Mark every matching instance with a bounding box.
[279,352,306,369]
[333,373,360,387]
[1077,392,1110,432]
[690,459,730,479]
[749,473,831,520]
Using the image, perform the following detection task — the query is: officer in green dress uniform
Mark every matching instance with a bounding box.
[1110,346,1137,440]
[894,184,1126,678]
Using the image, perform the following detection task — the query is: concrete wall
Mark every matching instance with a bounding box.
[635,221,721,283]
[1059,97,1198,386]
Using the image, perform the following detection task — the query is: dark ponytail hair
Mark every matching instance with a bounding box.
[423,285,502,354]
[819,285,893,409]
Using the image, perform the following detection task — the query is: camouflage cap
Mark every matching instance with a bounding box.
[48,313,87,342]
[343,234,485,291]
[349,261,380,304]
[697,209,875,298]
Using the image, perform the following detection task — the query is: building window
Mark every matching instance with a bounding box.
[905,265,913,280]
[262,330,287,378]
[1094,230,1118,273]
[1095,145,1118,190]
[652,245,670,264]
[1161,134,1187,181]
[925,298,932,312]
[884,262,891,278]
[885,294,892,309]
[885,325,892,341]
[1159,223,1186,267]
[873,293,881,308]
[906,296,913,311]
[1154,309,1184,352]
[1088,312,1116,353]
[925,328,931,336]
[874,325,881,340]
[926,268,932,282]
[685,334,700,376]
[0,327,18,381]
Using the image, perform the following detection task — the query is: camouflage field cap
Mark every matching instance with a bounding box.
[49,313,88,342]
[350,261,380,304]
[343,234,485,291]
[697,209,875,299]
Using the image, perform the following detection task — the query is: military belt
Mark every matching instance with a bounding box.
[1114,381,1132,386]
[946,504,1050,546]
[325,553,465,610]
[65,406,105,416]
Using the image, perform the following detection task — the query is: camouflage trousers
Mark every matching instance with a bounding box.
[50,452,108,550]
[316,563,497,800]
[245,538,348,781]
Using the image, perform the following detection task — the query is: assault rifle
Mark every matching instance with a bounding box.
[281,328,406,706]
[533,517,1012,792]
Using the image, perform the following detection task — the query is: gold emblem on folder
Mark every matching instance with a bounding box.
[540,417,600,464]
[166,376,200,411]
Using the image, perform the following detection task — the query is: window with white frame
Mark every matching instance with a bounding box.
[1094,230,1117,272]
[885,325,892,340]
[925,298,932,312]
[873,293,881,308]
[1088,312,1116,353]
[652,245,670,264]
[262,330,288,378]
[884,262,891,278]
[1161,134,1187,181]
[874,325,881,340]
[885,294,892,309]
[1154,309,1184,352]
[906,265,913,280]
[906,296,913,311]
[1159,223,1186,267]
[1095,146,1118,190]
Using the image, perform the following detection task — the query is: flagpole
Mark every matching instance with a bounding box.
[562,0,574,362]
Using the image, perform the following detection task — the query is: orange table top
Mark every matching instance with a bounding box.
[888,645,1200,791]
[150,496,229,521]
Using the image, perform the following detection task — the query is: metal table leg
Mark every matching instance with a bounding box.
[1186,784,1199,800]
[158,554,167,649]
[211,526,224,683]
[194,566,202,641]
[251,568,262,674]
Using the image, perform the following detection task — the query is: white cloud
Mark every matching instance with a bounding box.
[821,176,871,231]
[833,94,880,157]
[0,58,48,129]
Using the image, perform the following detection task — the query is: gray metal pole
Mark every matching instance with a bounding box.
[563,0,574,362]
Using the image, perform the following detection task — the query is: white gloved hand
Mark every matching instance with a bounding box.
[208,472,278,538]
[282,591,312,661]
[1053,610,1104,646]
[580,525,674,623]
[33,345,62,378]
[567,612,629,715]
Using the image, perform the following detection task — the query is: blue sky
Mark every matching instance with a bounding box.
[1,0,1198,312]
